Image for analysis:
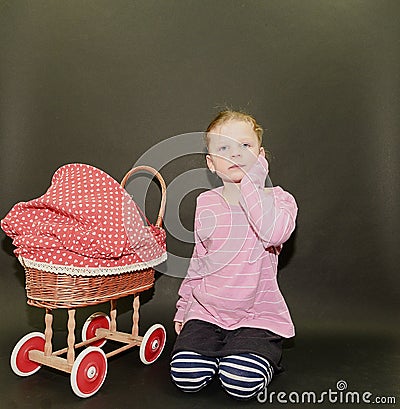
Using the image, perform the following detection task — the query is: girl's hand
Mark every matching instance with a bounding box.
[241,154,269,189]
[175,321,183,334]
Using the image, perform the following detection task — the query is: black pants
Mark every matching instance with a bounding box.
[171,319,284,372]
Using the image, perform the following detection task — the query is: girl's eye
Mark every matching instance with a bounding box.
[218,146,228,152]
[242,143,251,148]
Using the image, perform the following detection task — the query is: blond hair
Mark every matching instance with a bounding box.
[204,110,263,149]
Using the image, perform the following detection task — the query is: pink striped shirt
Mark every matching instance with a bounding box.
[174,156,298,338]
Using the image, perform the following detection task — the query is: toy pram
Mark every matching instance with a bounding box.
[1,164,167,398]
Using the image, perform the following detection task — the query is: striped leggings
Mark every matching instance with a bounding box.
[170,351,274,400]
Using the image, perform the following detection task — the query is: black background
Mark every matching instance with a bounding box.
[0,1,399,408]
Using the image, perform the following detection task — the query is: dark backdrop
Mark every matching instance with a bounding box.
[0,1,399,408]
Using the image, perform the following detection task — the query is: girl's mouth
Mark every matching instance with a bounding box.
[228,164,244,170]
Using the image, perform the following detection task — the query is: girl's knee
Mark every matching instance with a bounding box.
[218,354,273,400]
[170,351,218,393]
[219,371,265,400]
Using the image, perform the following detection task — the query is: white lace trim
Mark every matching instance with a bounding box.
[18,253,167,277]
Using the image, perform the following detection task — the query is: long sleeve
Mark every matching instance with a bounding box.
[174,200,206,323]
[174,246,203,322]
[239,156,298,248]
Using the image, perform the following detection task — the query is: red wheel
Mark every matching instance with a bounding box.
[10,332,45,377]
[82,312,110,348]
[70,347,107,398]
[139,324,166,365]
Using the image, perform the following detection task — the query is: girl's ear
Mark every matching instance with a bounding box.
[206,154,215,173]
[259,147,266,158]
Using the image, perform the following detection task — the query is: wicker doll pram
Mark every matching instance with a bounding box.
[3,165,167,398]
[21,165,165,310]
[23,266,155,309]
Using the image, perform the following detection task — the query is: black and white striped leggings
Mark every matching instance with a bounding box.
[170,351,274,400]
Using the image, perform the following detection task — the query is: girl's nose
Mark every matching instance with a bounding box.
[230,146,241,157]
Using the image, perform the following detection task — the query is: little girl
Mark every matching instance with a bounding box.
[170,110,298,400]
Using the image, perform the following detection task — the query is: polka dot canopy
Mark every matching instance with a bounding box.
[1,164,167,276]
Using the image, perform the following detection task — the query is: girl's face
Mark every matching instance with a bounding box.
[206,120,265,184]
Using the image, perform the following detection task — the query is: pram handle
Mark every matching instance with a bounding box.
[120,166,166,228]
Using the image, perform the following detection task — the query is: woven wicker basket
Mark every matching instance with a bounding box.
[24,165,166,309]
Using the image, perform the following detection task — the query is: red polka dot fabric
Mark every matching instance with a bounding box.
[1,164,167,276]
